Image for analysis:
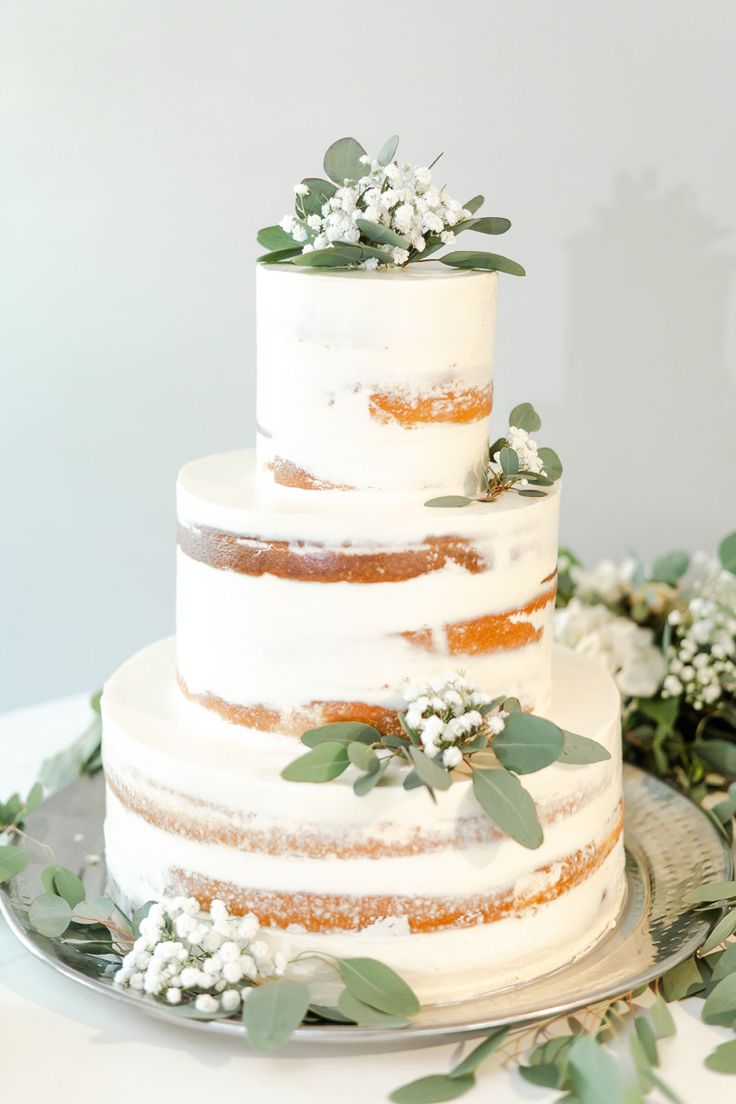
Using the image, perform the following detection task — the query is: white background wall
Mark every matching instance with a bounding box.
[2,1,735,711]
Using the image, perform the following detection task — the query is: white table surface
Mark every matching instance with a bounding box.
[0,696,731,1103]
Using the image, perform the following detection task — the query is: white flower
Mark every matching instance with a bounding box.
[555,599,665,698]
[442,746,463,768]
[166,987,182,1004]
[293,183,310,196]
[361,257,380,271]
[487,714,505,736]
[440,230,456,246]
[392,248,410,266]
[195,994,219,1015]
[221,989,242,1012]
[278,215,296,234]
[291,223,308,243]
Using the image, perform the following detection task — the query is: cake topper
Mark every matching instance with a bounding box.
[257,135,525,273]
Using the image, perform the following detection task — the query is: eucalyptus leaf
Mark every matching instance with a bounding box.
[509,402,541,432]
[409,747,452,791]
[424,496,472,508]
[71,896,117,926]
[414,235,444,260]
[700,907,736,954]
[323,136,367,184]
[519,1063,563,1088]
[449,1027,509,1078]
[0,844,28,883]
[337,988,409,1027]
[454,216,511,237]
[354,761,389,796]
[463,195,484,214]
[492,712,564,774]
[472,768,543,848]
[355,219,410,249]
[403,769,424,791]
[705,1039,736,1074]
[568,1034,623,1103]
[650,551,690,586]
[440,251,525,276]
[308,1003,354,1024]
[538,446,563,480]
[647,993,676,1038]
[338,957,420,1017]
[41,866,86,908]
[710,941,736,981]
[257,247,303,264]
[559,730,611,765]
[390,1073,475,1103]
[660,955,705,1001]
[718,530,736,575]
[499,446,519,476]
[694,739,736,775]
[377,134,399,166]
[330,241,395,265]
[634,1016,659,1067]
[302,722,381,748]
[290,248,357,268]
[257,225,297,251]
[28,893,73,938]
[518,488,547,497]
[298,177,337,217]
[347,742,380,773]
[24,781,44,814]
[682,881,736,905]
[242,978,310,1050]
[702,972,736,1025]
[281,742,350,783]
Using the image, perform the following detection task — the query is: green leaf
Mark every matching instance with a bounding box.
[647,993,676,1038]
[409,748,452,791]
[257,225,297,251]
[559,729,612,764]
[24,781,44,814]
[634,1016,659,1067]
[519,1063,563,1088]
[354,761,389,796]
[509,402,541,432]
[472,768,543,848]
[660,955,706,1001]
[323,136,367,184]
[499,446,519,476]
[492,712,564,774]
[424,496,472,508]
[710,941,736,981]
[682,881,736,906]
[455,216,511,237]
[308,1003,354,1024]
[403,769,424,790]
[281,742,350,783]
[377,135,399,166]
[298,177,337,217]
[302,721,382,748]
[705,1039,736,1074]
[347,742,380,773]
[28,893,73,938]
[47,867,86,908]
[257,247,303,265]
[449,1027,509,1078]
[517,489,547,497]
[290,248,356,268]
[329,242,395,265]
[568,1034,623,1103]
[0,844,28,883]
[71,896,118,925]
[703,973,736,1025]
[463,195,484,214]
[242,978,310,1050]
[337,989,408,1027]
[650,551,690,586]
[701,908,736,954]
[440,251,525,276]
[390,1074,476,1103]
[538,446,563,480]
[694,739,736,775]
[338,957,420,1017]
[355,219,410,249]
[718,531,736,575]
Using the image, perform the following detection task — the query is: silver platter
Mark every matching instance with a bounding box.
[1,764,731,1048]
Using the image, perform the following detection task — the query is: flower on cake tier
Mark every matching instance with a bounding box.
[403,672,504,766]
[113,897,286,1012]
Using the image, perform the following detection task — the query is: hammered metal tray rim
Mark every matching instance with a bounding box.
[1,763,732,1048]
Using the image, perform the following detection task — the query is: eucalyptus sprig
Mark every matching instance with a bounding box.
[425,402,562,509]
[281,695,609,851]
[257,135,524,274]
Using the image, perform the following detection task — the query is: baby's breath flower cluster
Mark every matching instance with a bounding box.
[662,553,736,709]
[114,897,285,1014]
[257,134,524,275]
[403,673,502,767]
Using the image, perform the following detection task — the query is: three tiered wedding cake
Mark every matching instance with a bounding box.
[102,143,625,1004]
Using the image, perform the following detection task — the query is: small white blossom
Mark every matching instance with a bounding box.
[195,994,219,1014]
[293,182,310,196]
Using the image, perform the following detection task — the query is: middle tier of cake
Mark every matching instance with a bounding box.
[175,450,561,735]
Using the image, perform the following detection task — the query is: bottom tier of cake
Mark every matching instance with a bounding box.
[101,639,625,1004]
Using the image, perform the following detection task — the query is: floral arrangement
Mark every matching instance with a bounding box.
[556,531,736,808]
[256,135,524,274]
[425,402,562,508]
[282,670,609,850]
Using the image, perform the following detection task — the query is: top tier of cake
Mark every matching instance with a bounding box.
[256,264,497,497]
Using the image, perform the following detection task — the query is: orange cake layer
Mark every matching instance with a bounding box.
[368,383,493,427]
[267,456,355,491]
